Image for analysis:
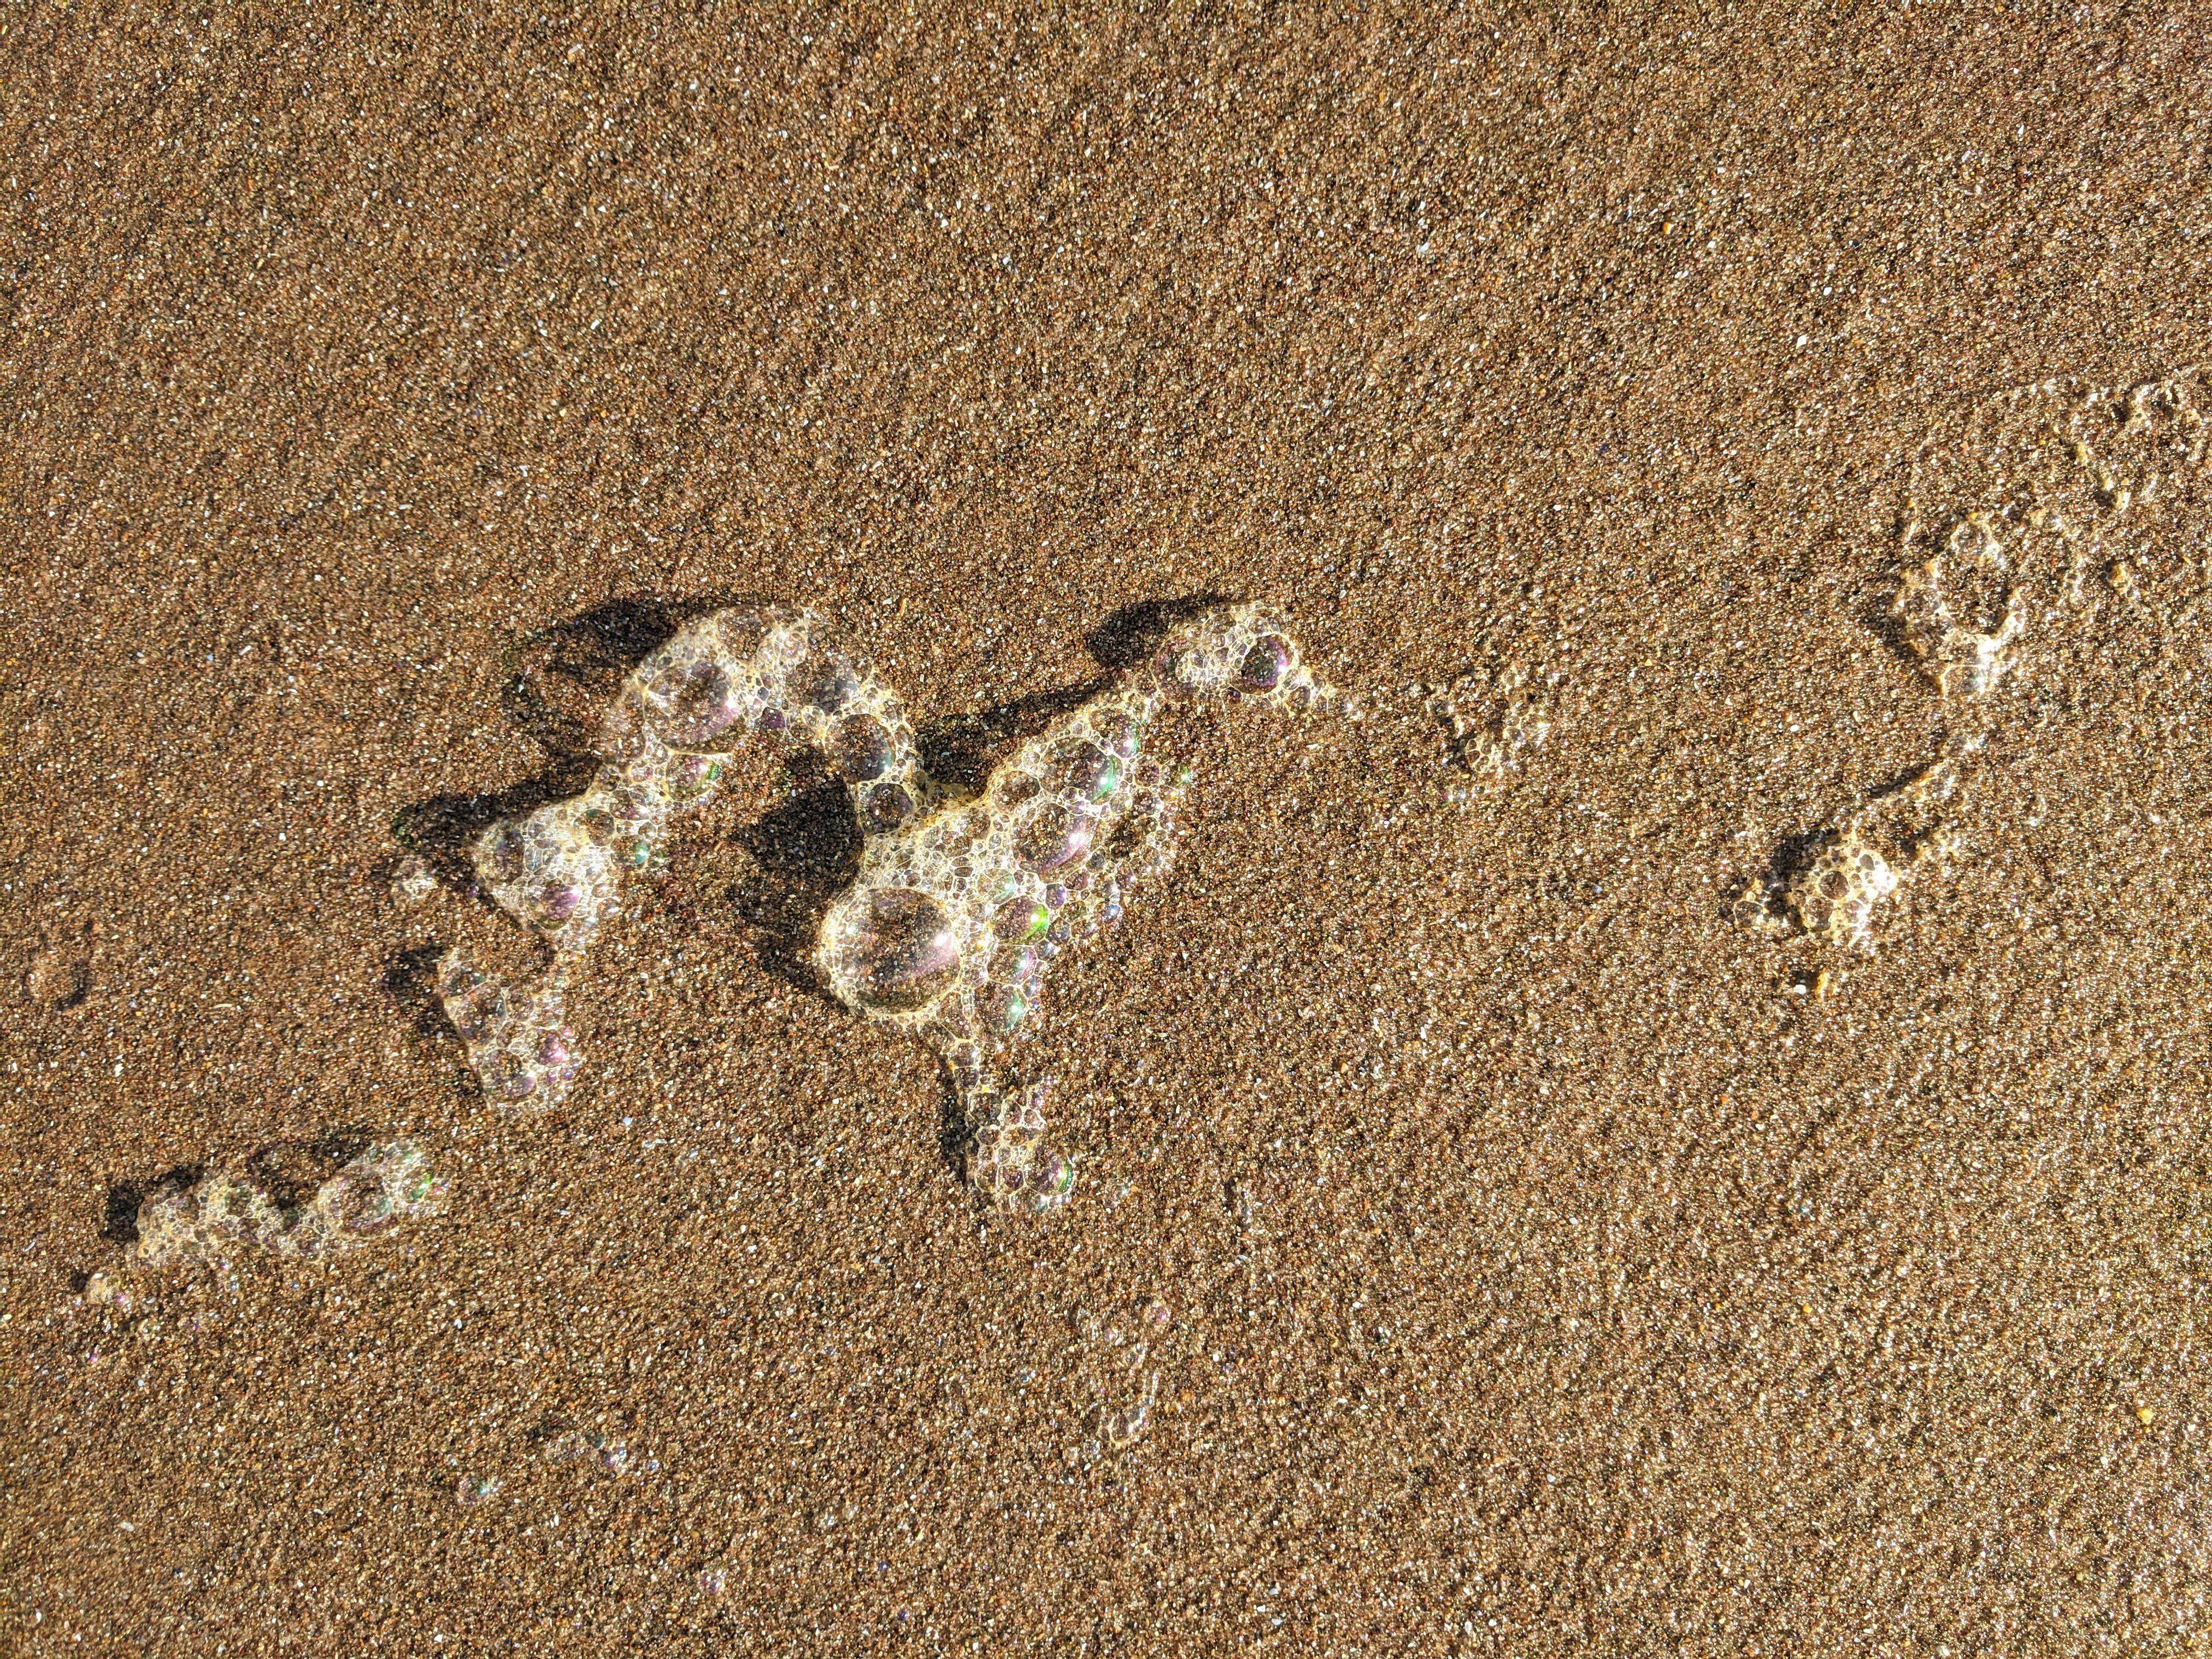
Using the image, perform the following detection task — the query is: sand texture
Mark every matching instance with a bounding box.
[5,3,2212,1652]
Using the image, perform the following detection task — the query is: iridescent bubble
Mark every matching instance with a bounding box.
[439,955,485,997]
[1027,1151,1076,1211]
[538,1028,578,1075]
[978,981,1030,1036]
[1017,805,1095,872]
[1059,741,1123,803]
[837,889,961,1011]
[994,897,1049,943]
[669,754,722,803]
[1238,634,1293,692]
[534,883,584,922]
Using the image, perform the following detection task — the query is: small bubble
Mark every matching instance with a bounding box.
[389,856,439,907]
[669,754,723,803]
[456,1475,500,1507]
[864,781,915,834]
[542,1429,597,1464]
[1104,1394,1151,1448]
[478,821,525,884]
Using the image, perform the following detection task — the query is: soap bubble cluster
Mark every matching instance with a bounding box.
[437,599,1329,1213]
[1736,748,1975,954]
[1785,831,1901,952]
[1892,366,2208,679]
[437,950,581,1107]
[815,601,1326,1212]
[133,1141,447,1270]
[437,603,937,1107]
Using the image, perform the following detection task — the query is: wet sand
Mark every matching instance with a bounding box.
[5,3,2211,1652]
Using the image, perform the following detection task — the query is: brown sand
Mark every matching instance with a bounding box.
[5,3,2211,1652]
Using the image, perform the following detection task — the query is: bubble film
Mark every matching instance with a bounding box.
[1420,662,1555,786]
[1739,369,2206,960]
[133,1141,447,1270]
[1890,517,2027,700]
[1736,749,1975,955]
[541,1426,657,1478]
[1064,1297,1173,1464]
[439,599,1330,1211]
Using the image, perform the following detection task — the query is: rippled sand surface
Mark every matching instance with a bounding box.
[5,6,2209,1652]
